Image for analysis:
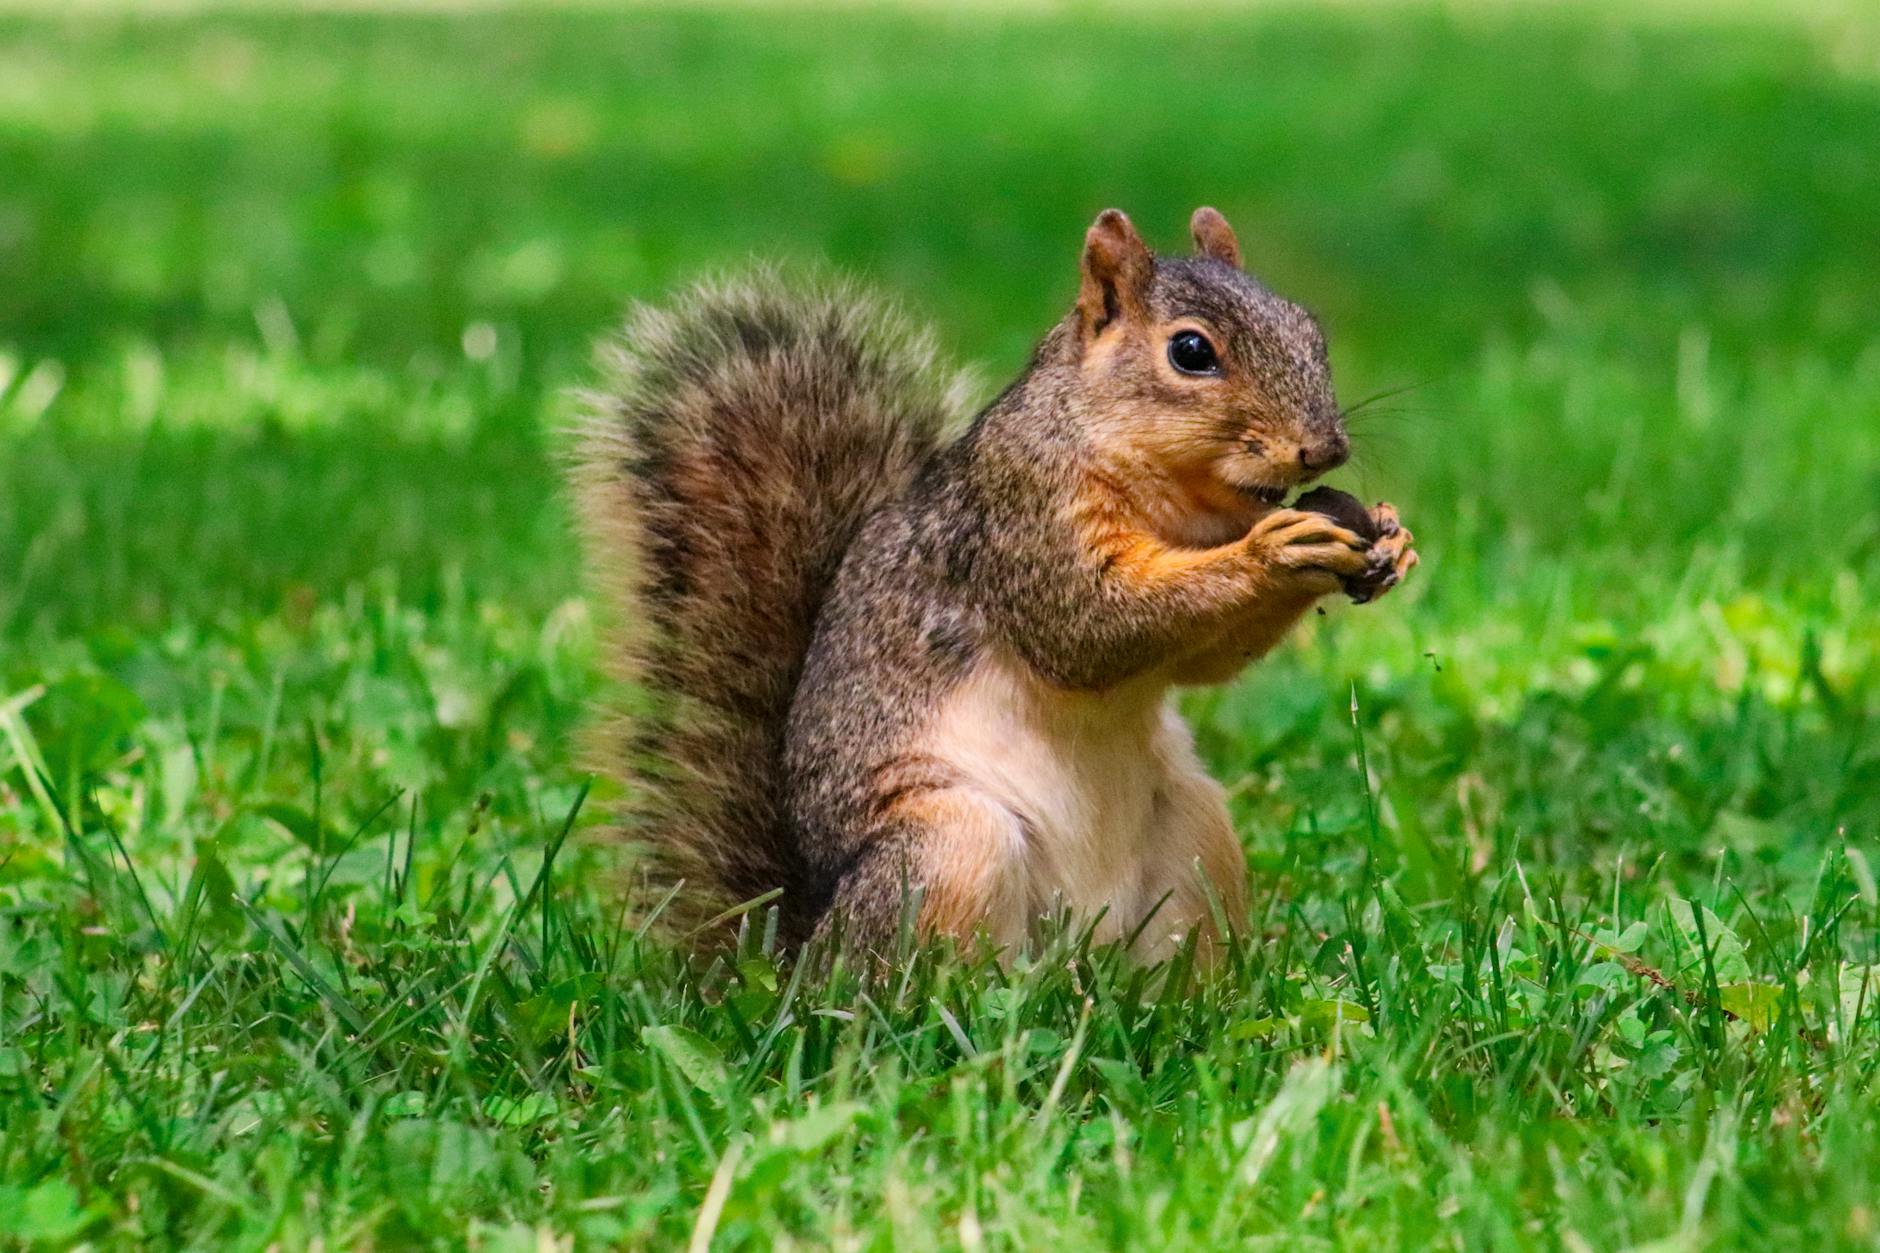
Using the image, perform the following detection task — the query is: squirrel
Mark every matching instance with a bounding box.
[572,207,1417,961]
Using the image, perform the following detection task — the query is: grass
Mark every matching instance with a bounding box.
[2,1,1879,1247]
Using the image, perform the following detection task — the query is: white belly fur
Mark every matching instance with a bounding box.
[921,645,1233,948]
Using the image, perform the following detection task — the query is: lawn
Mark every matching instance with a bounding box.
[2,1,1879,1247]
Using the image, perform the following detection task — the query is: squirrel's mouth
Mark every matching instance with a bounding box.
[1222,449,1304,509]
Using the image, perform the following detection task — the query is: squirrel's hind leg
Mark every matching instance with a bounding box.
[1129,740,1248,966]
[813,789,1031,962]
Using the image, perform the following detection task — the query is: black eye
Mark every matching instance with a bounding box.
[1167,330,1220,376]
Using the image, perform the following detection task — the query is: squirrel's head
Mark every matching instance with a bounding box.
[1067,206,1348,518]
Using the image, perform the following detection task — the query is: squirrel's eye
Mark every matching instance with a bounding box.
[1167,330,1220,376]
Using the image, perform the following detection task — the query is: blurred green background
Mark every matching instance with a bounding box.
[4,0,1877,635]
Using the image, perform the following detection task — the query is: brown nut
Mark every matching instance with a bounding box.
[1292,486,1394,604]
[1292,486,1380,541]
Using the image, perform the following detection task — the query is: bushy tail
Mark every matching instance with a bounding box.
[571,271,972,937]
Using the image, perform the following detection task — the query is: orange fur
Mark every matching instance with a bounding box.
[889,789,1027,946]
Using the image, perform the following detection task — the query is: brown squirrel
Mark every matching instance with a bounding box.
[573,207,1416,960]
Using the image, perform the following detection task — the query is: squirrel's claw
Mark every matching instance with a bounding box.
[1345,508,1416,603]
[1368,501,1403,540]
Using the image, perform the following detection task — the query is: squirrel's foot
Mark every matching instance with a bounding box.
[1345,502,1417,604]
[1247,507,1372,595]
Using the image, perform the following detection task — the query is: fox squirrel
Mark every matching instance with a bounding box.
[573,207,1416,960]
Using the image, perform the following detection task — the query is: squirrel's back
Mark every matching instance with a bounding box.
[571,272,974,937]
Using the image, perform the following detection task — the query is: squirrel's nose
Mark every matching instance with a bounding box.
[1298,431,1350,475]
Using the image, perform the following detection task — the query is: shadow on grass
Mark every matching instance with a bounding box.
[2,3,1877,632]
[1,4,1877,374]
[0,418,574,635]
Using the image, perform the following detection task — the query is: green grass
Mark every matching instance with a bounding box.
[3,2,1880,1247]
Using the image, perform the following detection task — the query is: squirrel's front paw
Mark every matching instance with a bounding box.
[1290,488,1418,604]
[1346,501,1417,604]
[1246,507,1372,594]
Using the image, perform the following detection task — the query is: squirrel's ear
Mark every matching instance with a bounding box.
[1189,206,1242,268]
[1078,209,1152,338]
